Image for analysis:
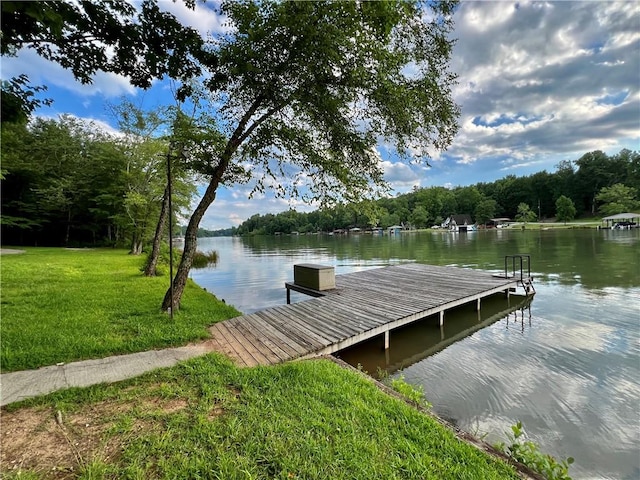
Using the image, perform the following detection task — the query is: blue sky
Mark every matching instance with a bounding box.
[2,1,639,229]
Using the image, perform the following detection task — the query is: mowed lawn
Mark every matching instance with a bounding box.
[0,248,240,372]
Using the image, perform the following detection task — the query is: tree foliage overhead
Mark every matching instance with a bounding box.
[1,1,212,125]
[206,0,460,205]
[1,0,208,88]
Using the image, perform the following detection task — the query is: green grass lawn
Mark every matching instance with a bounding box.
[0,248,240,372]
[2,355,521,480]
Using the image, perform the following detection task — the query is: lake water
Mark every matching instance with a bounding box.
[190,229,640,480]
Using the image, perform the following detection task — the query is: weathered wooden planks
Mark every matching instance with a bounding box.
[208,263,520,367]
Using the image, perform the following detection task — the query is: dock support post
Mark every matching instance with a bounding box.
[476,298,481,311]
[439,311,444,327]
[384,330,390,350]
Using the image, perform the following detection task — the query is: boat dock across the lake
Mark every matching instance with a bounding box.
[208,262,531,367]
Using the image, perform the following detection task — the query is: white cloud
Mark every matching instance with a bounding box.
[2,48,136,98]
[158,1,231,39]
[382,160,420,188]
[446,1,640,170]
[32,112,125,138]
[198,189,316,230]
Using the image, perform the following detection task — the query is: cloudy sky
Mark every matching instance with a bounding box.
[3,1,639,229]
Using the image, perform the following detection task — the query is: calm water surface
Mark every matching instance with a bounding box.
[191,229,639,480]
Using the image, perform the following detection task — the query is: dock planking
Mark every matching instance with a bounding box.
[208,263,523,367]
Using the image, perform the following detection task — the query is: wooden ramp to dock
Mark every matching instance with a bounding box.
[208,263,522,367]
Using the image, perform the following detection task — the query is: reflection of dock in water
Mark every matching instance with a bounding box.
[208,263,531,367]
[337,296,532,376]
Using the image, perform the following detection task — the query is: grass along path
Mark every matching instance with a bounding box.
[0,248,240,372]
[1,355,522,480]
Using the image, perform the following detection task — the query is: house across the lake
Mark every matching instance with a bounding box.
[442,214,473,231]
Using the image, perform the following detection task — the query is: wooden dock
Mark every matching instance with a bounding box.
[208,263,525,367]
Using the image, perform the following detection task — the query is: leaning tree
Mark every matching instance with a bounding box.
[162,0,461,311]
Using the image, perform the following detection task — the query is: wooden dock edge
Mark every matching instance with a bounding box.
[297,280,521,360]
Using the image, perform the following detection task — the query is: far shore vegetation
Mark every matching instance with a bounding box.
[228,150,638,236]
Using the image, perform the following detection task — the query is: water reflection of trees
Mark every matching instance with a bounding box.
[239,229,639,289]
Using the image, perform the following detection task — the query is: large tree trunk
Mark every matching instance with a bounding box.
[143,183,170,276]
[161,177,222,312]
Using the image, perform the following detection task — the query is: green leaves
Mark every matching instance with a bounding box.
[515,203,537,224]
[496,421,575,480]
[210,0,460,205]
[1,75,52,124]
[555,195,577,224]
[1,0,206,88]
[595,183,639,216]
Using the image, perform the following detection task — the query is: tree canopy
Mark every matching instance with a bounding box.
[555,195,577,224]
[1,1,210,123]
[1,0,207,88]
[195,0,459,204]
[596,184,640,216]
[0,113,196,248]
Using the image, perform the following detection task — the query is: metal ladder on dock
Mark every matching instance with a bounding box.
[500,254,535,295]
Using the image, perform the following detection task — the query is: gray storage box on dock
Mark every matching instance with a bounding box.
[294,264,335,291]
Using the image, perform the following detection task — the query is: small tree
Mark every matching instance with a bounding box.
[555,195,576,224]
[515,202,537,227]
[475,198,497,226]
[410,206,429,229]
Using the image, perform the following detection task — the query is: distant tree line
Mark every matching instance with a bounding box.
[235,149,639,235]
[177,226,237,238]
[1,113,196,249]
